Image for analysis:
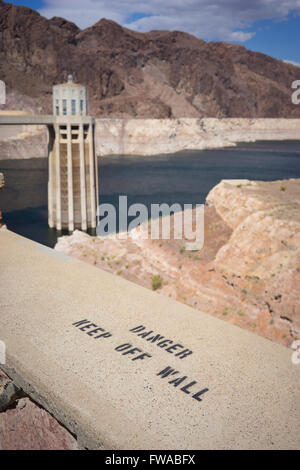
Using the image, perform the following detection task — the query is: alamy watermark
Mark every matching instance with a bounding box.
[96,196,204,251]
[0,80,6,105]
[0,340,6,365]
[291,80,300,105]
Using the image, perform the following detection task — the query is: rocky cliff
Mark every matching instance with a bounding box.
[0,125,47,159]
[95,117,300,156]
[1,117,299,160]
[207,179,300,343]
[0,0,300,119]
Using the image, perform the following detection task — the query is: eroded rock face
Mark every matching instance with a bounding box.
[207,179,300,341]
[0,1,300,119]
[94,117,300,156]
[55,178,300,347]
[0,127,48,159]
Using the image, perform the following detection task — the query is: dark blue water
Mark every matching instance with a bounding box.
[1,140,300,247]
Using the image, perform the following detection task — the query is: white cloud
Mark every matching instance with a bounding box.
[39,0,300,42]
[283,60,300,67]
[229,31,256,42]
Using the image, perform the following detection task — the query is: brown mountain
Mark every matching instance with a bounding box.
[0,0,299,118]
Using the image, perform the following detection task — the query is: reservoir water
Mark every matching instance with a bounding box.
[1,140,300,247]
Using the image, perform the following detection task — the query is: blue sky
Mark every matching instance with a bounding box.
[6,0,300,66]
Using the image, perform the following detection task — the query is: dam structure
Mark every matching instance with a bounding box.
[0,75,99,232]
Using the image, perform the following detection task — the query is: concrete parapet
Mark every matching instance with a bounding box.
[0,230,299,449]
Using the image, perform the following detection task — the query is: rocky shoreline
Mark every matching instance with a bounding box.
[55,177,300,348]
[0,118,299,160]
[95,117,300,156]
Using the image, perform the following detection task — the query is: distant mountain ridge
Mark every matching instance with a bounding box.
[0,0,299,118]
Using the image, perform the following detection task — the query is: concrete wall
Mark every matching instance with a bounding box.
[0,228,299,449]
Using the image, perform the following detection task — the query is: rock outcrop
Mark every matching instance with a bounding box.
[207,179,300,341]
[0,0,300,119]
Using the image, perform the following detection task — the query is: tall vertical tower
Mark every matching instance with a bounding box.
[48,75,98,232]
